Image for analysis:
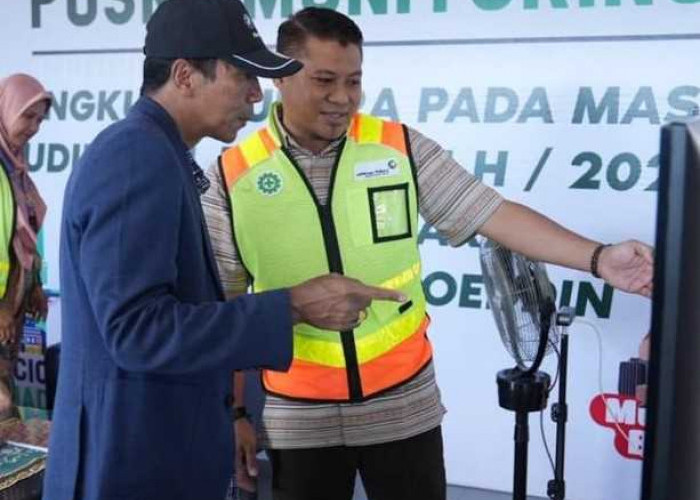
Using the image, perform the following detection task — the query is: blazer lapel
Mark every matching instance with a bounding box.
[184,182,226,300]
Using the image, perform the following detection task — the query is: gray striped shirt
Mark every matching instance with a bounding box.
[202,110,503,449]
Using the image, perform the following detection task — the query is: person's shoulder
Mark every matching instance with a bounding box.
[362,112,407,126]
[67,113,183,206]
[75,112,178,185]
[219,124,264,155]
[403,123,429,141]
[86,113,168,159]
[360,114,436,157]
[402,124,446,158]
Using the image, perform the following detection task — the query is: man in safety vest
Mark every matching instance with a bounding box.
[202,8,653,500]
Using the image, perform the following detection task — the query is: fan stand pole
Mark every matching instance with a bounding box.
[548,325,571,500]
[497,369,550,500]
[514,410,530,500]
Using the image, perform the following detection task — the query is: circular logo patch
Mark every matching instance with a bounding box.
[256,171,283,196]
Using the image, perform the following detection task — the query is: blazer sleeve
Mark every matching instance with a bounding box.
[70,128,293,375]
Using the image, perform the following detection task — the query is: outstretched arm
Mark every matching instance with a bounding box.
[478,201,653,297]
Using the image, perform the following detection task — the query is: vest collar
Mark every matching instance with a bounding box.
[267,102,349,157]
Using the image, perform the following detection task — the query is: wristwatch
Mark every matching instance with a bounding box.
[233,406,250,422]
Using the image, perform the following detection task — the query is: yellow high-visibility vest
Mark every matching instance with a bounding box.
[220,105,431,402]
[0,160,15,300]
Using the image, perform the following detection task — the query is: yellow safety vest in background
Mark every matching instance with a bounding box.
[0,161,15,300]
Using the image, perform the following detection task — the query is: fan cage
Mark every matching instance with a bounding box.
[479,239,560,371]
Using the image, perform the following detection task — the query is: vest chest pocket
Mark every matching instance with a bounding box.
[367,183,412,243]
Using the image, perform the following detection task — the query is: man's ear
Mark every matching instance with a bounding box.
[170,59,197,96]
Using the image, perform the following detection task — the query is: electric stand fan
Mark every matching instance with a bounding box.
[479,238,575,500]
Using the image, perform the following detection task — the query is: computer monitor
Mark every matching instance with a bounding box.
[641,118,700,500]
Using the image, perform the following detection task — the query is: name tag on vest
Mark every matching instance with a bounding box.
[354,159,400,181]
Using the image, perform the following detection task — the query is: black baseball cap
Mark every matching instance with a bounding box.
[144,0,302,78]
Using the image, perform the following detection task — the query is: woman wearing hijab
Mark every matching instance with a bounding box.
[0,73,50,420]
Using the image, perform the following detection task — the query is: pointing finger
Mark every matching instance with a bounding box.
[356,284,406,303]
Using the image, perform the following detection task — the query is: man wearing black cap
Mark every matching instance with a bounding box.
[42,1,404,499]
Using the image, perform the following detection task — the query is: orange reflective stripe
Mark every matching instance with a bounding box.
[381,120,407,155]
[360,316,431,397]
[348,114,361,142]
[349,115,407,155]
[221,147,249,191]
[264,359,350,401]
[263,316,432,401]
[259,128,279,153]
[222,128,280,191]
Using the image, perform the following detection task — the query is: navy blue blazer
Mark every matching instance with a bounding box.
[43,97,292,500]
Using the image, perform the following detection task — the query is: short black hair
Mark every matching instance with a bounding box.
[276,7,363,59]
[140,57,218,96]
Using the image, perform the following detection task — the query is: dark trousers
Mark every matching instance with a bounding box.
[268,426,446,500]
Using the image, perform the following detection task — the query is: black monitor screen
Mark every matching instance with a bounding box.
[641,118,700,500]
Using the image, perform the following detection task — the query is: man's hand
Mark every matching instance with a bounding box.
[26,285,48,322]
[234,416,258,493]
[597,240,654,298]
[289,274,406,330]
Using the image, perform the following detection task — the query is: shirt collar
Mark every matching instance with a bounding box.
[271,103,345,156]
[130,96,210,194]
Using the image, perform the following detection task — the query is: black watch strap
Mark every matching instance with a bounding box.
[233,406,250,421]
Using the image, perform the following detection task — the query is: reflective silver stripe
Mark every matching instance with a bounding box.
[231,54,296,71]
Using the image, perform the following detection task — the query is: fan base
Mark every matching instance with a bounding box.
[497,368,550,412]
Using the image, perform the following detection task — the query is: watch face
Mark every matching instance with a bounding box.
[233,406,249,421]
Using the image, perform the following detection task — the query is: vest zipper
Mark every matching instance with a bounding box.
[318,204,363,401]
[283,143,364,401]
